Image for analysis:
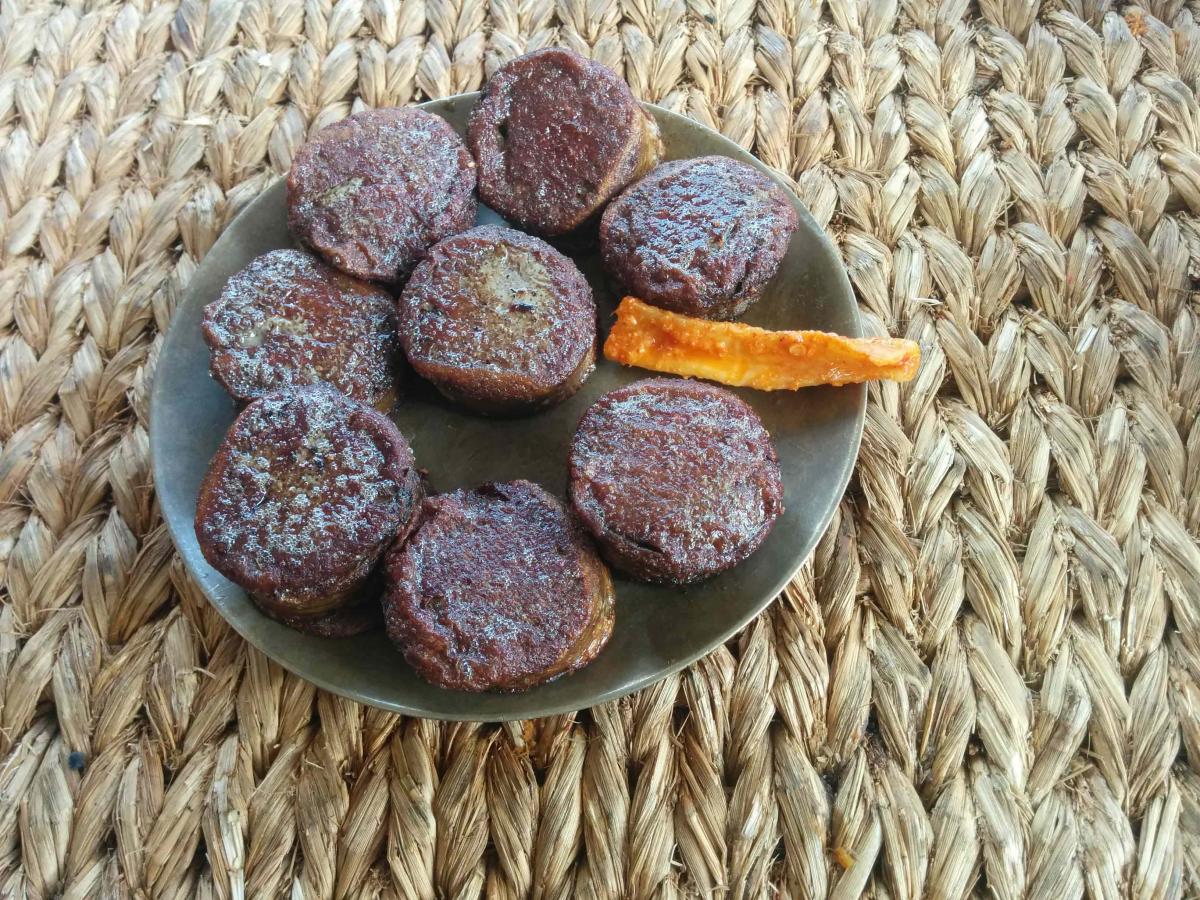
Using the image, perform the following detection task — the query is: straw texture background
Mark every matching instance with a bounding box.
[1,0,1199,896]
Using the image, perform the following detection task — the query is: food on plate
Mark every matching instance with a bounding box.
[467,47,662,237]
[568,378,783,584]
[255,588,383,637]
[202,249,400,409]
[287,107,476,284]
[600,156,798,319]
[194,384,422,634]
[185,52,872,709]
[383,480,615,691]
[397,225,597,414]
[605,296,922,389]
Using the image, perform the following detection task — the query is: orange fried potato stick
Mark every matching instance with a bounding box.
[604,296,920,390]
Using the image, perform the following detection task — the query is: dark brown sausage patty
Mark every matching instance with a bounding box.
[287,107,476,285]
[599,156,798,319]
[383,480,615,692]
[202,249,400,409]
[253,591,383,638]
[467,48,662,237]
[568,378,783,584]
[195,385,422,627]
[397,225,596,414]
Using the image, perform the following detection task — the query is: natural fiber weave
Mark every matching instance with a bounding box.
[1,0,1198,896]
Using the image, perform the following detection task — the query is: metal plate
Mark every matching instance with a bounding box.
[150,93,864,720]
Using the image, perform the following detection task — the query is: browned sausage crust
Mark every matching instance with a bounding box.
[397,225,596,414]
[467,48,662,237]
[383,480,615,692]
[599,156,799,319]
[568,378,784,584]
[202,249,400,409]
[195,385,422,624]
[287,108,477,285]
[252,591,383,638]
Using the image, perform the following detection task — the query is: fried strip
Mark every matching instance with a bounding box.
[604,296,921,390]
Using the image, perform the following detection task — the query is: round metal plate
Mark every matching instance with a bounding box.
[150,93,864,720]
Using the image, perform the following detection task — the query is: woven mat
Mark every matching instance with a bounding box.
[2,0,1199,897]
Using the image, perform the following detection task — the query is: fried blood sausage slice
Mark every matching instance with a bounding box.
[467,48,662,237]
[287,107,477,284]
[195,384,422,622]
[568,378,784,584]
[600,156,799,319]
[202,249,400,408]
[383,480,615,692]
[252,591,383,638]
[397,225,596,414]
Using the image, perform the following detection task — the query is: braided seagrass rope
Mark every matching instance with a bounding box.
[1,0,1198,896]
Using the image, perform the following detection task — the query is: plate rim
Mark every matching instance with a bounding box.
[150,92,866,720]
